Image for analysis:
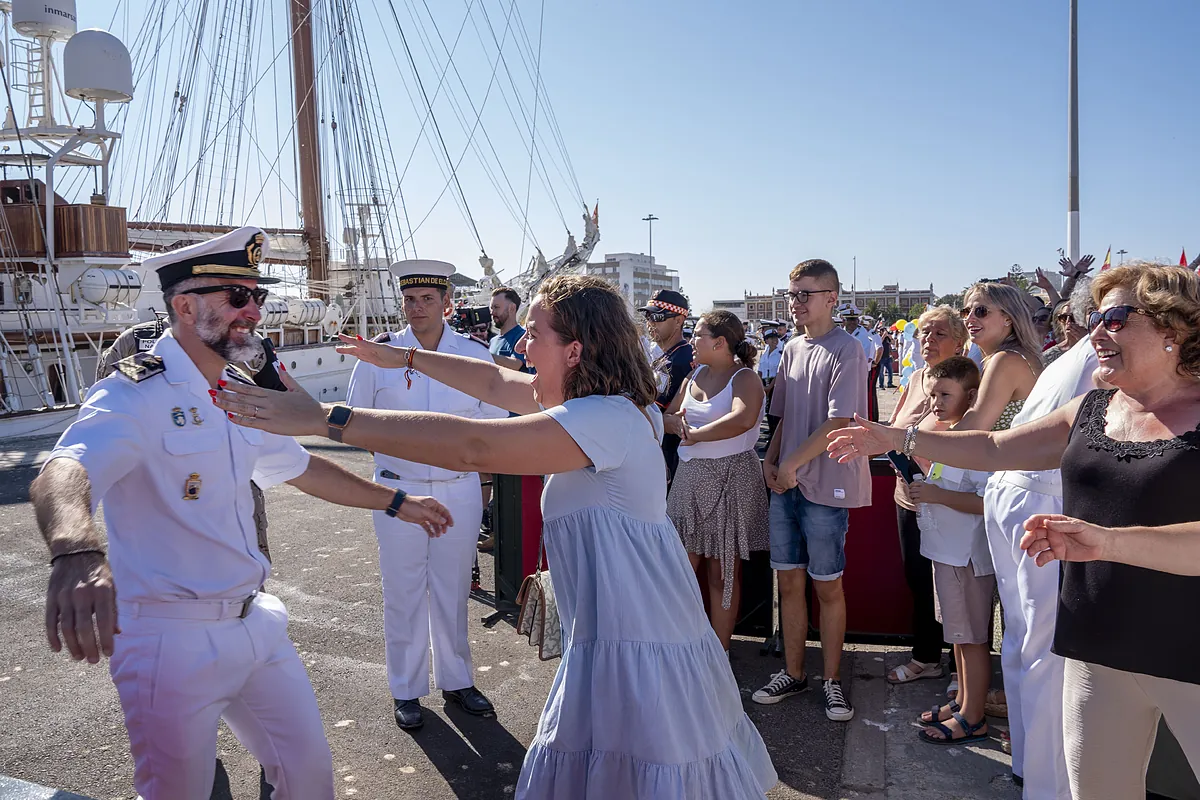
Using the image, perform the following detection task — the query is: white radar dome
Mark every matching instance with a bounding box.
[64,29,133,103]
[12,0,76,41]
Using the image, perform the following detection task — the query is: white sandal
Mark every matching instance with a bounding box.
[887,660,944,685]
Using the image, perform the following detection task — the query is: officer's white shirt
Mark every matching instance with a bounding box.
[846,325,878,363]
[757,345,782,380]
[46,331,310,604]
[346,322,506,482]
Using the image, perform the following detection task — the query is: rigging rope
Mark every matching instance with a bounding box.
[517,0,546,271]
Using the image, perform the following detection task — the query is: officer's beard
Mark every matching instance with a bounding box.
[195,303,263,364]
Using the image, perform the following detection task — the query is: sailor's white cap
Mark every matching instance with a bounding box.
[389,259,456,290]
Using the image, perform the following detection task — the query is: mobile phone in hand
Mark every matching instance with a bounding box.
[886,451,923,484]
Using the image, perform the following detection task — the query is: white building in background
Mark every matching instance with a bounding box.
[710,299,747,320]
[585,252,681,310]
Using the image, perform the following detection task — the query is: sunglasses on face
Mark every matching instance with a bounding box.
[1056,312,1073,322]
[182,285,270,309]
[1087,305,1150,333]
[786,289,834,304]
[643,311,680,323]
[959,305,991,319]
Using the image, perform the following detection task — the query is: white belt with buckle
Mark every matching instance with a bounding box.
[121,592,258,621]
[378,468,471,484]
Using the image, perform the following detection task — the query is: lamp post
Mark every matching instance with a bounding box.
[1117,249,1127,264]
[642,214,658,262]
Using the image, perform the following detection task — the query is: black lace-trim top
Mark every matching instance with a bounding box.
[1075,388,1200,461]
[1054,389,1200,684]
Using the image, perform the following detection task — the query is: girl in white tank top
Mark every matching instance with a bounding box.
[662,311,771,652]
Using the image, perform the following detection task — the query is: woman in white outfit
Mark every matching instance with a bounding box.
[663,310,769,652]
[214,275,777,799]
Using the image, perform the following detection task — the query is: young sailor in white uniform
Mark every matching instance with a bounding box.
[346,259,508,730]
[30,228,452,800]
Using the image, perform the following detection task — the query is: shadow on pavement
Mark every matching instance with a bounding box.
[408,705,529,799]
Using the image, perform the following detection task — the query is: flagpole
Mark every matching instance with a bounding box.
[1067,0,1080,263]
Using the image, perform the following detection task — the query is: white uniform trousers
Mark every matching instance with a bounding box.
[110,592,334,800]
[374,475,482,700]
[985,473,1071,800]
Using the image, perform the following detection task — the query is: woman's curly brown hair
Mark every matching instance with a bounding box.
[536,275,658,407]
[1092,262,1200,379]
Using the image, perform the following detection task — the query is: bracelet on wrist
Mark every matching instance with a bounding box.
[404,347,418,390]
[50,548,106,566]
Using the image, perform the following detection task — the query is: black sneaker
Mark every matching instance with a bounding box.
[823,678,854,721]
[751,669,809,705]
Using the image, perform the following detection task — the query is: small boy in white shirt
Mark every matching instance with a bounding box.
[909,356,995,746]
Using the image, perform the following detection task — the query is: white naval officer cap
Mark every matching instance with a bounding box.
[147,226,279,291]
[836,302,863,320]
[389,259,456,291]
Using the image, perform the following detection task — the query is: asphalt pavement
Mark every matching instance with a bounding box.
[0,435,846,800]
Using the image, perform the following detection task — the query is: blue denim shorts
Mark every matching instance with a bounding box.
[769,488,850,580]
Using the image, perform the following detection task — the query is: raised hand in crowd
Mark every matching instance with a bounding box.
[1034,267,1061,305]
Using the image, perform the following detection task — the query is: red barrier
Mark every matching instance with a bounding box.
[811,460,914,638]
[519,475,545,580]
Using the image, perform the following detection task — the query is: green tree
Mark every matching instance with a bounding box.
[883,304,902,324]
[908,303,927,320]
[863,299,882,319]
[935,292,963,309]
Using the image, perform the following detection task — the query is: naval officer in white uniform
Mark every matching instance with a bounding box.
[346,259,507,730]
[30,228,453,800]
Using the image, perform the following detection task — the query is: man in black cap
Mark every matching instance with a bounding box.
[31,226,453,800]
[641,289,693,488]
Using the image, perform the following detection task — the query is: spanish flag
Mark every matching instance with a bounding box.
[1181,248,1189,267]
[1100,246,1111,271]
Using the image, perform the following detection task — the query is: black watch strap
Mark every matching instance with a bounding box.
[326,404,353,442]
[384,488,408,518]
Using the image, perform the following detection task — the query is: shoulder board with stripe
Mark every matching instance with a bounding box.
[112,353,165,383]
[223,365,256,385]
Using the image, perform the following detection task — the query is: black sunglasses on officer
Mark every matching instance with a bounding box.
[182,285,271,309]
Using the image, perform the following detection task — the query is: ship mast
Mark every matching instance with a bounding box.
[290,0,327,297]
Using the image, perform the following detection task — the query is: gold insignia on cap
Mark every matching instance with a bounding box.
[246,232,264,266]
[183,473,202,500]
[171,407,186,427]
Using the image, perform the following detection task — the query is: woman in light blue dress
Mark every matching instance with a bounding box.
[215,275,777,798]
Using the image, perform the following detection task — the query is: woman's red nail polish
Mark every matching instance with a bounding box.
[228,413,235,419]
[278,363,286,372]
[356,335,364,341]
[218,379,227,388]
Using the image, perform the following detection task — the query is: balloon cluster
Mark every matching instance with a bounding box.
[888,319,919,389]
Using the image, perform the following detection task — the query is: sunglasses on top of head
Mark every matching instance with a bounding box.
[1087,305,1151,333]
[643,310,680,323]
[182,285,270,309]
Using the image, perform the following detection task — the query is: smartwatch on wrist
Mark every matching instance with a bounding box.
[384,488,408,518]
[326,405,353,442]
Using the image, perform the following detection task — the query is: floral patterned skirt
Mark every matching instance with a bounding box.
[667,448,770,608]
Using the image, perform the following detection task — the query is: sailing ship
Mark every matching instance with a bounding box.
[0,0,597,440]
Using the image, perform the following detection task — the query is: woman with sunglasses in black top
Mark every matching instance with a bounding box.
[829,263,1200,799]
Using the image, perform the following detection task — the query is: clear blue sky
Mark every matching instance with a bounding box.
[80,1,1200,311]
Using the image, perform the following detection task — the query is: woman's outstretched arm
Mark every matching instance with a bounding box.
[335,335,540,415]
[212,371,590,476]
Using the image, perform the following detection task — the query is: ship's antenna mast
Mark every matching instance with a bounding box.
[290,0,327,297]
